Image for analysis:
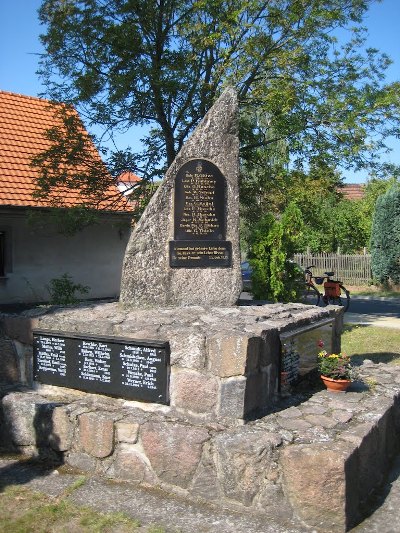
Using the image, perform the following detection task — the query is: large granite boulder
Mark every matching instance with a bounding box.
[120,88,241,307]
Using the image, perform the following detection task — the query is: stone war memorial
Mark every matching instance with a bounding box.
[1,88,400,533]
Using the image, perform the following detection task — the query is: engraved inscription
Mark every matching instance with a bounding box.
[33,331,170,404]
[280,321,333,385]
[170,241,231,268]
[78,340,111,383]
[174,159,226,241]
[120,345,161,390]
[180,172,219,236]
[35,336,67,376]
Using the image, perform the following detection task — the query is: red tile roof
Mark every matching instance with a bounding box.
[0,91,131,212]
[340,184,365,201]
[118,171,141,184]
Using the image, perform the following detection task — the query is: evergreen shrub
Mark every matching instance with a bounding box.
[371,188,400,285]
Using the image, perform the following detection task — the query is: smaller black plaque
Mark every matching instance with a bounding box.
[33,330,170,404]
[169,240,232,268]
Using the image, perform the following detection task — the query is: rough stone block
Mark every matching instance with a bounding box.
[167,328,206,369]
[1,316,39,344]
[119,88,241,308]
[281,441,358,531]
[49,406,74,451]
[207,333,260,377]
[2,392,49,446]
[218,376,247,419]
[215,428,282,506]
[259,329,281,366]
[0,338,19,384]
[79,412,114,458]
[140,421,209,488]
[189,441,221,501]
[110,444,156,484]
[116,421,139,444]
[171,369,218,413]
[66,451,97,472]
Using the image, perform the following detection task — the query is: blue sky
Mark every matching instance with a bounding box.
[0,0,399,183]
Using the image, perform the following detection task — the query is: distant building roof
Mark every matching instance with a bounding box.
[0,91,131,212]
[118,171,141,184]
[339,183,365,201]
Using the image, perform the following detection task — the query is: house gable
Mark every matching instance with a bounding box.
[0,91,131,212]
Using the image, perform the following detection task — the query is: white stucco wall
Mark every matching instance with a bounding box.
[0,209,132,304]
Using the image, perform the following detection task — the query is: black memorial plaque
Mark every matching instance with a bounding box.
[33,330,170,404]
[171,158,232,267]
[170,240,231,268]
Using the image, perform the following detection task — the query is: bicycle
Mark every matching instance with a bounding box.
[302,265,350,312]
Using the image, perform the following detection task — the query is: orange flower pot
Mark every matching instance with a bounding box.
[321,375,351,392]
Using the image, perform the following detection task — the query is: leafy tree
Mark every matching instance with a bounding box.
[371,188,400,285]
[357,173,400,243]
[248,202,304,301]
[36,0,400,206]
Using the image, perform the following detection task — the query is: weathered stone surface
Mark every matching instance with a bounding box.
[304,414,338,429]
[164,326,206,369]
[110,444,156,484]
[332,410,353,423]
[140,421,209,488]
[171,369,218,413]
[215,428,282,506]
[189,442,221,501]
[207,333,260,377]
[1,392,49,446]
[116,421,139,444]
[66,451,97,472]
[281,441,357,531]
[79,412,114,458]
[277,418,312,431]
[1,316,39,344]
[120,88,241,308]
[49,406,74,451]
[280,406,302,419]
[0,338,19,383]
[218,376,247,419]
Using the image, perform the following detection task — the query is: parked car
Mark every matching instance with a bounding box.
[241,261,252,291]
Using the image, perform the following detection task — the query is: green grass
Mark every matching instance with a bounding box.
[342,324,400,365]
[347,285,400,298]
[0,485,145,533]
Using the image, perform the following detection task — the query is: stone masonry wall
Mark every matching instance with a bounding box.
[0,302,341,423]
[1,362,400,532]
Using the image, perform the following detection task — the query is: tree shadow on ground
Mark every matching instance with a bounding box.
[0,455,59,493]
[351,352,400,366]
[0,402,63,493]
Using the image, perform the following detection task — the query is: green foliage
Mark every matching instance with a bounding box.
[48,273,89,305]
[28,206,100,236]
[371,188,400,285]
[317,350,354,380]
[248,203,304,302]
[37,0,400,203]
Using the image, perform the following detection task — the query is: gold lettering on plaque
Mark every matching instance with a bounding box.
[179,169,220,236]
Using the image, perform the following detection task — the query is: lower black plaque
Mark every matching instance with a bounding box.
[33,330,170,404]
[169,240,232,267]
